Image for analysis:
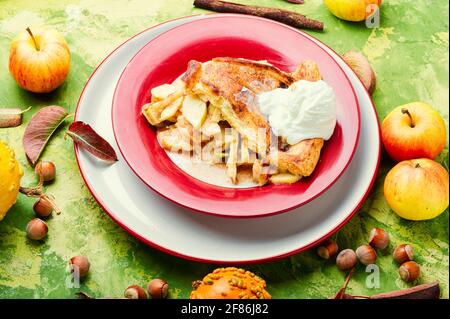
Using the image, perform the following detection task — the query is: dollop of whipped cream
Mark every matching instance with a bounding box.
[257,80,337,145]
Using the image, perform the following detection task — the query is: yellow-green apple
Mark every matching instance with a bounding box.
[384,158,449,221]
[9,27,70,93]
[324,0,382,22]
[382,102,446,162]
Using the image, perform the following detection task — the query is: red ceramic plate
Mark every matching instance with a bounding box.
[112,16,360,218]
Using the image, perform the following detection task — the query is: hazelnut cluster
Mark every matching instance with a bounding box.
[316,227,420,282]
[122,279,169,299]
[26,161,57,241]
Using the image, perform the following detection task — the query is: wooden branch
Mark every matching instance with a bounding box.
[333,268,355,299]
[193,0,324,31]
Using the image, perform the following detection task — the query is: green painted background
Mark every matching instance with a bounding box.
[0,0,448,299]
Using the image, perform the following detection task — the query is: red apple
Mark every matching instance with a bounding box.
[381,102,446,162]
[384,158,449,221]
[9,27,70,93]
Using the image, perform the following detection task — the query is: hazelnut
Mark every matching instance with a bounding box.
[316,240,339,260]
[336,249,358,271]
[399,261,420,282]
[35,161,56,182]
[124,285,147,299]
[393,244,414,264]
[69,255,90,278]
[147,278,169,299]
[356,244,377,265]
[26,218,48,240]
[33,197,53,217]
[369,228,390,249]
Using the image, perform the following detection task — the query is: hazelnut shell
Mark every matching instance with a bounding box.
[33,197,53,217]
[26,218,48,240]
[336,249,358,271]
[124,285,147,299]
[147,278,169,299]
[369,228,390,250]
[35,161,56,182]
[70,255,90,278]
[317,240,339,259]
[393,244,414,264]
[399,261,420,282]
[356,244,377,265]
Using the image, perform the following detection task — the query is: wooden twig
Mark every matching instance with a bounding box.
[334,268,355,299]
[193,0,324,31]
[19,173,62,215]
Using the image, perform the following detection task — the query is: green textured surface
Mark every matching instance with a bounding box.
[0,0,448,299]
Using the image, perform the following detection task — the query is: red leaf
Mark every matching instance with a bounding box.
[23,106,69,166]
[66,121,118,162]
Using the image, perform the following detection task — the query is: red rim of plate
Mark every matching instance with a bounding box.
[111,15,361,218]
[74,14,381,264]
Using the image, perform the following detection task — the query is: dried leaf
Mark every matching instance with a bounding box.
[0,106,31,128]
[75,292,93,299]
[342,51,376,94]
[333,275,440,299]
[66,121,118,162]
[369,282,440,299]
[23,106,69,166]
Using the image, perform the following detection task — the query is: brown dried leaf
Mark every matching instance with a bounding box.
[369,282,440,299]
[342,51,376,94]
[23,106,69,166]
[0,106,31,128]
[66,121,118,162]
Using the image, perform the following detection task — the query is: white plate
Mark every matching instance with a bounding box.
[75,14,380,263]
